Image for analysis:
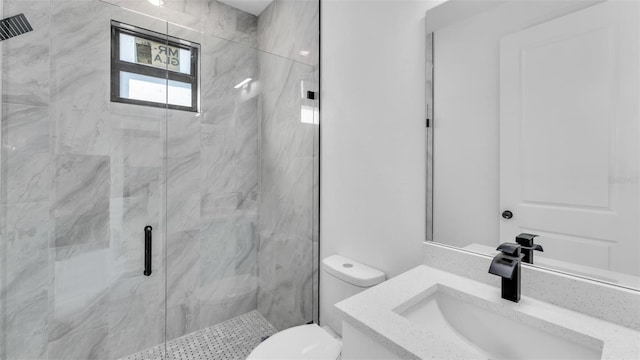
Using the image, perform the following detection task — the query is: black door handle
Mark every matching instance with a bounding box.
[144,226,152,276]
[502,210,513,219]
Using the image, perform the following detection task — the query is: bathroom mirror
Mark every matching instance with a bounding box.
[426,0,640,291]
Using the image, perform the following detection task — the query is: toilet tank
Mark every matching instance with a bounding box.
[320,255,386,336]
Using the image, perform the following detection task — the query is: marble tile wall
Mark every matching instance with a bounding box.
[257,0,320,67]
[256,0,320,330]
[1,1,52,359]
[48,2,166,359]
[163,21,261,342]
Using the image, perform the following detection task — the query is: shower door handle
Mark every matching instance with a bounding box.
[144,226,152,276]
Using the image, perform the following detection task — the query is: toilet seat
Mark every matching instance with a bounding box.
[247,324,342,359]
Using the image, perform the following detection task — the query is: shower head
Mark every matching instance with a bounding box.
[0,14,33,42]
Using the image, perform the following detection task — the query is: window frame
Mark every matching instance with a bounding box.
[110,21,200,112]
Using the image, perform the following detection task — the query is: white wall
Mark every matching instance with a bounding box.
[319,0,443,327]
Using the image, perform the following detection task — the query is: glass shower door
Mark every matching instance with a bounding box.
[0,1,170,359]
[163,18,319,354]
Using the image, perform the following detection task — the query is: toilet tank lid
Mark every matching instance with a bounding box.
[322,255,386,287]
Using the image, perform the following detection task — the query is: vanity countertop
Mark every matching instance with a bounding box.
[334,265,640,360]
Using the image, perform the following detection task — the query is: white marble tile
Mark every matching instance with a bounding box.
[167,155,201,232]
[259,53,316,125]
[108,0,200,32]
[48,325,110,360]
[166,275,259,341]
[273,236,313,329]
[259,158,313,240]
[168,110,200,159]
[123,167,162,201]
[50,0,111,68]
[257,234,277,291]
[201,37,258,127]
[110,106,163,203]
[48,245,111,359]
[50,2,111,157]
[201,192,240,220]
[1,0,50,106]
[114,124,163,169]
[262,118,316,159]
[167,11,204,42]
[1,103,50,204]
[165,302,193,341]
[235,220,257,276]
[167,230,201,307]
[166,114,201,237]
[234,116,258,164]
[200,219,236,285]
[53,155,110,247]
[108,274,166,359]
[1,202,50,360]
[257,233,313,330]
[202,0,257,47]
[1,202,50,299]
[52,62,110,156]
[190,286,257,331]
[163,0,203,26]
[4,296,48,360]
[200,126,236,197]
[236,95,259,127]
[257,0,319,67]
[52,245,111,319]
[235,125,259,212]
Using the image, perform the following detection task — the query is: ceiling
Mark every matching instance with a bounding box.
[218,0,273,16]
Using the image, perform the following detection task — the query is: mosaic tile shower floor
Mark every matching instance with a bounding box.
[120,310,278,360]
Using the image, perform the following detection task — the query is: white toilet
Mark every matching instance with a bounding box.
[247,255,386,360]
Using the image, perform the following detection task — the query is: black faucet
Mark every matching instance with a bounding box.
[515,233,543,264]
[488,243,523,303]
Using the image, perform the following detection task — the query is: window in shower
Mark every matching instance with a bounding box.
[110,21,200,112]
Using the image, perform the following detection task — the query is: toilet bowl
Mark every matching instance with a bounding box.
[247,255,385,360]
[247,323,341,360]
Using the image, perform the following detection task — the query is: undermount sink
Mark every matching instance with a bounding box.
[336,265,639,360]
[394,285,604,360]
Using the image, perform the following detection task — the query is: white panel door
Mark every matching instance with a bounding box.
[500,0,639,276]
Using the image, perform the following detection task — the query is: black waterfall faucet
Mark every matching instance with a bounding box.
[516,233,543,264]
[488,243,524,303]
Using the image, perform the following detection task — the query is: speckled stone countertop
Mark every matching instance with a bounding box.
[335,265,640,359]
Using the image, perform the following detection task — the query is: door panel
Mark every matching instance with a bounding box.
[500,1,639,276]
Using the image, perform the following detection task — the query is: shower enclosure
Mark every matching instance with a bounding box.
[0,0,319,358]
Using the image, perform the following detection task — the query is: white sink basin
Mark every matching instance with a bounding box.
[336,265,639,359]
[394,285,603,360]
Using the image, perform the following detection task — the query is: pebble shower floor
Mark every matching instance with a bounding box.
[120,310,278,360]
